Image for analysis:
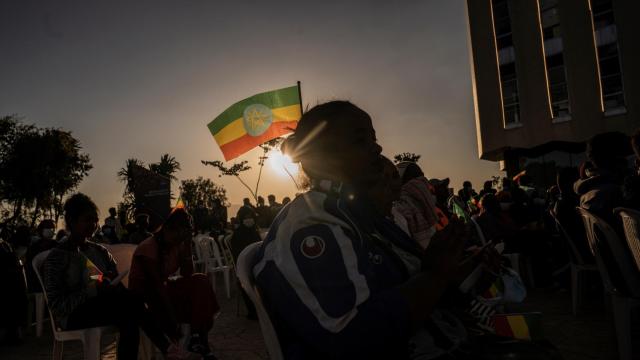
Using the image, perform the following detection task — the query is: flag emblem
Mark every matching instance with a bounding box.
[300,236,325,259]
[243,104,273,136]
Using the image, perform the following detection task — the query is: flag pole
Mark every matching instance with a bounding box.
[297,81,303,114]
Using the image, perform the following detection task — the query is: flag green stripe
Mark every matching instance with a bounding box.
[208,85,300,135]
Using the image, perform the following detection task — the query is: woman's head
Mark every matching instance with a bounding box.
[37,219,56,239]
[282,101,383,188]
[159,208,193,247]
[64,193,99,240]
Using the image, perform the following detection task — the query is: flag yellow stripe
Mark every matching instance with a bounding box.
[214,104,301,146]
[507,315,530,340]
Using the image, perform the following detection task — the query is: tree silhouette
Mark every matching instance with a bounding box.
[0,115,92,224]
[180,176,228,231]
[202,137,283,202]
[393,152,421,164]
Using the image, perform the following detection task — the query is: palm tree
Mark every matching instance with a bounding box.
[149,154,181,180]
[117,158,145,195]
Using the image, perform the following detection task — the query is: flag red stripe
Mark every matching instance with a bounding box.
[219,121,298,161]
[493,315,515,338]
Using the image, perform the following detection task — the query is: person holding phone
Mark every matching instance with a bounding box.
[43,193,171,360]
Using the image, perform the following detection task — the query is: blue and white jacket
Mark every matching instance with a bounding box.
[253,182,424,359]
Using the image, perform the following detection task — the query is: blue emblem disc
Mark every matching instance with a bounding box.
[243,104,273,137]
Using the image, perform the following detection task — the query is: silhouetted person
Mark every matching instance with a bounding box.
[255,196,271,228]
[478,180,496,198]
[129,213,152,245]
[43,193,169,360]
[267,194,282,225]
[574,132,631,224]
[103,207,122,243]
[129,208,219,359]
[0,234,27,345]
[457,180,477,203]
[237,198,257,229]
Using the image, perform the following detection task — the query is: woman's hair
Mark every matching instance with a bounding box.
[281,100,371,179]
[64,193,98,227]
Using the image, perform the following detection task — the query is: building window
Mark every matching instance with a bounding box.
[590,0,625,112]
[492,0,520,126]
[539,0,570,119]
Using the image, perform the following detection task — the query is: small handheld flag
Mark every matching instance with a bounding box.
[492,313,542,340]
[85,257,103,282]
[208,85,302,161]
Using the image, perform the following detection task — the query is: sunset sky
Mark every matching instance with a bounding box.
[1,0,500,217]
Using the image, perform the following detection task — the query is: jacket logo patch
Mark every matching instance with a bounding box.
[300,236,325,259]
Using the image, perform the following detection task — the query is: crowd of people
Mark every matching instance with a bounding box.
[1,99,639,360]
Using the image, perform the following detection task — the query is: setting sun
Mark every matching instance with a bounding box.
[268,150,299,178]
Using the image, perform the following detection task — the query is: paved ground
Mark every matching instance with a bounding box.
[0,274,618,360]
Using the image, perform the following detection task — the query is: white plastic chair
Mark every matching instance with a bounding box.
[194,236,231,298]
[550,211,599,315]
[219,234,236,269]
[616,207,640,272]
[579,207,640,360]
[30,291,46,337]
[236,242,284,360]
[32,250,117,360]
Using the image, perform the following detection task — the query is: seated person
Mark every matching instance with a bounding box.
[230,208,262,320]
[253,101,558,359]
[574,132,631,224]
[43,193,171,360]
[128,208,220,360]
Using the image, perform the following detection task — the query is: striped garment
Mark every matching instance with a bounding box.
[394,177,440,249]
[42,241,117,328]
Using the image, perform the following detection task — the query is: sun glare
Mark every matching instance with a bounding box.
[268,150,299,178]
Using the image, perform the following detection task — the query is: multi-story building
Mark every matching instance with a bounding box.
[466,0,638,183]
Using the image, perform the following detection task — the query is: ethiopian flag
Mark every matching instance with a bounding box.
[208,85,302,161]
[493,313,542,340]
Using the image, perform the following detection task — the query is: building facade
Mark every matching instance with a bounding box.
[466,0,638,178]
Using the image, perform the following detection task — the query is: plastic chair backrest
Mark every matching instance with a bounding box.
[236,242,283,360]
[101,244,136,288]
[197,236,224,269]
[578,207,640,297]
[220,234,235,268]
[32,250,61,332]
[550,210,589,266]
[615,207,640,272]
